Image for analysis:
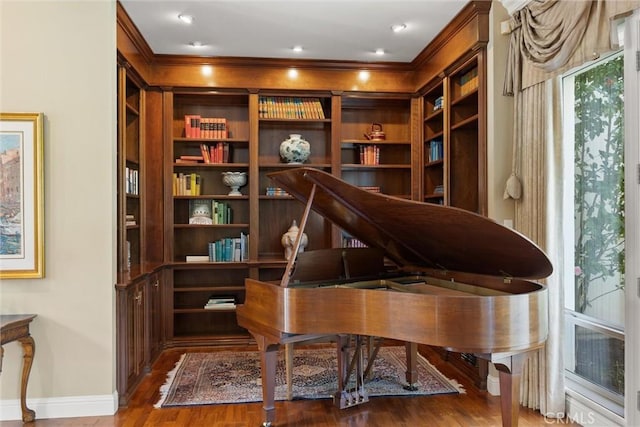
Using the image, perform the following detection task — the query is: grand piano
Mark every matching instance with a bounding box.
[236,167,552,427]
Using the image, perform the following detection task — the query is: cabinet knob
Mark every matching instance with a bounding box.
[153,280,159,288]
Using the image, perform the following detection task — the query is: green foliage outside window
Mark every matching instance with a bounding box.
[573,54,625,395]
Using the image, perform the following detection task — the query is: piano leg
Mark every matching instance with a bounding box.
[255,335,279,427]
[494,352,530,427]
[333,335,349,406]
[404,342,418,391]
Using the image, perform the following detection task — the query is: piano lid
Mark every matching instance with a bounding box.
[268,167,552,280]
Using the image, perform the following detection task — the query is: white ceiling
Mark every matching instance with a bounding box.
[119,0,470,63]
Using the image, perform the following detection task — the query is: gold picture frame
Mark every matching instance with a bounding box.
[0,113,44,279]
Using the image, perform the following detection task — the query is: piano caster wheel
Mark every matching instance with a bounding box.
[262,422,272,427]
[403,384,419,391]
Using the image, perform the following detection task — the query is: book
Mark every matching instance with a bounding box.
[184,114,201,138]
[185,255,209,262]
[204,295,236,310]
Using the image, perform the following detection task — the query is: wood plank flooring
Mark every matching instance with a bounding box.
[1,346,578,426]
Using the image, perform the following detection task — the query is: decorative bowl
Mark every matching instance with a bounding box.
[222,172,247,196]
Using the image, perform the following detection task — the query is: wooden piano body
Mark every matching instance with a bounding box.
[236,167,552,427]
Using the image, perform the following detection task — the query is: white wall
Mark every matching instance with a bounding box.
[0,0,117,419]
[486,1,515,224]
[485,1,515,396]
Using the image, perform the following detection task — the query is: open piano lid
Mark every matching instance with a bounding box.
[269,167,552,280]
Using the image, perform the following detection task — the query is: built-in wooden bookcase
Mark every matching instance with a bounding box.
[448,56,482,213]
[167,91,251,343]
[172,265,248,340]
[339,95,413,199]
[256,93,334,261]
[422,82,446,205]
[420,52,486,216]
[117,67,144,272]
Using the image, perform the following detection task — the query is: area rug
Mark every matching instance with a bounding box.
[155,345,464,408]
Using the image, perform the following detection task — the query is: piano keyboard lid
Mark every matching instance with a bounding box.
[268,167,553,281]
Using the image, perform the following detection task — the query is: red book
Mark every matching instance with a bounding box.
[180,155,204,161]
[210,145,217,163]
[184,115,193,138]
[200,144,210,163]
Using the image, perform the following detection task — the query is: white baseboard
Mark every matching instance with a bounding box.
[0,392,118,421]
[565,389,624,427]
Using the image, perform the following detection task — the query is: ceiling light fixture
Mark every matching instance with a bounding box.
[292,46,303,53]
[391,24,407,33]
[375,49,385,55]
[178,14,194,24]
[189,41,204,48]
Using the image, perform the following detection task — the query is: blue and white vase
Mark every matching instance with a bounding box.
[279,134,310,164]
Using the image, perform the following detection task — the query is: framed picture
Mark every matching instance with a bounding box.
[0,113,44,279]
[189,199,213,225]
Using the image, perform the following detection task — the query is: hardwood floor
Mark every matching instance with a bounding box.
[1,346,578,427]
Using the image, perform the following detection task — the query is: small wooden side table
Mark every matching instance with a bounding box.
[0,314,37,422]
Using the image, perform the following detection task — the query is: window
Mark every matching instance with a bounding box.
[562,52,625,416]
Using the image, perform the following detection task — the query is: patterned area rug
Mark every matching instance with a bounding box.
[155,346,464,408]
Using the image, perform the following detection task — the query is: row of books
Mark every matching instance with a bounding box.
[125,214,136,226]
[175,142,231,164]
[459,67,478,96]
[204,296,236,310]
[359,145,380,165]
[125,166,139,195]
[265,187,291,197]
[184,115,228,139]
[428,139,444,162]
[200,142,230,163]
[208,233,249,262]
[258,96,326,119]
[173,173,201,196]
[433,95,444,112]
[359,186,381,193]
[188,199,233,225]
[342,235,368,248]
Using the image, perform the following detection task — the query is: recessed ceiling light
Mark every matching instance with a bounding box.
[178,14,194,24]
[292,46,303,53]
[391,24,407,33]
[375,49,385,55]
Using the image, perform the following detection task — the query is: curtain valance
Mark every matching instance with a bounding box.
[503,0,640,95]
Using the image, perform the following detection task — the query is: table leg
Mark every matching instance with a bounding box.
[17,336,35,422]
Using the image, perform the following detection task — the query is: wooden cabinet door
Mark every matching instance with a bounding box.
[147,271,163,363]
[117,277,146,405]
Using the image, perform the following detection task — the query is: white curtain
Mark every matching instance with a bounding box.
[499,0,640,417]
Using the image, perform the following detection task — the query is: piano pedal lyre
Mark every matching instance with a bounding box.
[333,335,371,409]
[334,386,369,408]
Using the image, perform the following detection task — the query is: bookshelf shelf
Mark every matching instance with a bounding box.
[172,163,250,168]
[174,223,250,229]
[259,118,331,123]
[341,164,411,169]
